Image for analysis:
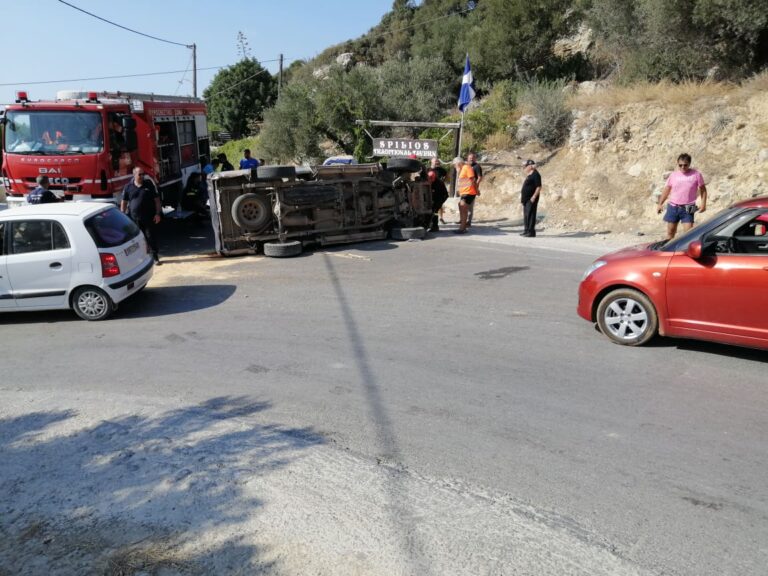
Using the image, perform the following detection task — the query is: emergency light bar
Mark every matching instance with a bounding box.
[15,91,29,103]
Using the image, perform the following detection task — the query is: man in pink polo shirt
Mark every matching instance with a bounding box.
[656,153,708,240]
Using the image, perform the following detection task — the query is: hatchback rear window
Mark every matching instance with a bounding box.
[85,208,140,248]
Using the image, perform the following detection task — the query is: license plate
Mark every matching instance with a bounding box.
[124,243,139,256]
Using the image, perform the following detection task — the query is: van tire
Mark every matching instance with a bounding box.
[386,158,423,174]
[258,166,297,181]
[231,193,271,231]
[72,286,115,321]
[264,240,302,258]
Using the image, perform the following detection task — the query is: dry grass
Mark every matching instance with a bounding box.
[485,130,516,151]
[570,71,768,110]
[569,80,732,109]
[101,540,192,576]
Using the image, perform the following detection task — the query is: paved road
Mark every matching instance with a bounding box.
[1,225,766,575]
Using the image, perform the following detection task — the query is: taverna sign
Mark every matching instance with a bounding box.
[373,138,438,159]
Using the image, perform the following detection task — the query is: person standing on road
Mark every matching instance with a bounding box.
[467,151,483,227]
[520,159,541,237]
[121,167,162,264]
[27,175,60,204]
[428,158,449,232]
[239,148,260,170]
[656,153,707,240]
[217,153,235,172]
[453,156,478,234]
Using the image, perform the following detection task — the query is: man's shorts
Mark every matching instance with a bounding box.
[460,194,477,205]
[664,203,695,224]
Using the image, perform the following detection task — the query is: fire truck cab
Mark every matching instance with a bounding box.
[1,90,210,210]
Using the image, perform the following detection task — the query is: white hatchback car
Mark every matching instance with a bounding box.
[0,202,153,320]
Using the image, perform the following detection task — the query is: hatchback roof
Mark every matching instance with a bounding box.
[0,202,113,219]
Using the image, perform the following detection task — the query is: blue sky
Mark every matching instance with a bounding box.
[0,0,395,104]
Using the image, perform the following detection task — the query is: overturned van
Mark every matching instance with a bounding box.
[208,158,433,257]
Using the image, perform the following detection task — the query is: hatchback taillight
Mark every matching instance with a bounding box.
[100,253,121,277]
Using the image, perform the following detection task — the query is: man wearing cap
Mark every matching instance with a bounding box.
[520,159,541,237]
[453,156,478,234]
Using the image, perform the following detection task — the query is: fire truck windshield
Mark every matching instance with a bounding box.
[4,110,104,155]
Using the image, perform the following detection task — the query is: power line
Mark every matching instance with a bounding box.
[0,60,283,87]
[56,0,190,47]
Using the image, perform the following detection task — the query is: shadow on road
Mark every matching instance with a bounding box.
[322,254,434,576]
[119,284,237,319]
[0,396,324,574]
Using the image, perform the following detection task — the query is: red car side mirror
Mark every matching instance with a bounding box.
[686,240,703,260]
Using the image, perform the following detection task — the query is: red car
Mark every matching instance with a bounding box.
[578,196,768,350]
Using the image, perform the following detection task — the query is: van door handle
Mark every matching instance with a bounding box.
[49,262,62,269]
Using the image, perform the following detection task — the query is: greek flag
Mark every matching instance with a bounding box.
[458,54,475,112]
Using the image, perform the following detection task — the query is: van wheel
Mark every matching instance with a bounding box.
[596,288,658,346]
[72,287,115,321]
[390,227,425,241]
[264,240,302,258]
[231,193,271,231]
[258,166,297,181]
[386,158,423,174]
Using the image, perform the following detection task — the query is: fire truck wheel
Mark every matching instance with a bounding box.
[390,227,426,241]
[386,158,423,174]
[263,240,303,258]
[72,286,115,321]
[257,165,297,181]
[231,193,271,231]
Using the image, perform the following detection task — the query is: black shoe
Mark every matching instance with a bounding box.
[429,227,439,232]
[454,228,467,234]
[153,254,161,265]
[520,232,531,236]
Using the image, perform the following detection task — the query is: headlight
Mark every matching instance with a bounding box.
[582,260,607,280]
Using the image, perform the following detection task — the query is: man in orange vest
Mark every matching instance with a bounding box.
[452,156,478,234]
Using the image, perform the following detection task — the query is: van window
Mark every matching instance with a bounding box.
[0,222,4,255]
[84,207,140,248]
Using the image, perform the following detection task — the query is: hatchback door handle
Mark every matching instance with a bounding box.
[49,262,62,269]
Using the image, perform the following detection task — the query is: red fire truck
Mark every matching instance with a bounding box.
[1,90,210,208]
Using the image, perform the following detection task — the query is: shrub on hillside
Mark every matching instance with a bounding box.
[521,80,572,148]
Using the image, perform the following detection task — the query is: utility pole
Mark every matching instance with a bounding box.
[191,43,197,98]
[278,53,284,99]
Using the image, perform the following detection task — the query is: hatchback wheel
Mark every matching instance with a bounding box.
[72,287,115,321]
[596,288,658,346]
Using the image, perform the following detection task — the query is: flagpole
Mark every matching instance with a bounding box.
[453,109,466,197]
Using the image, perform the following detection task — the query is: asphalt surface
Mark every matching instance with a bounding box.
[1,221,766,575]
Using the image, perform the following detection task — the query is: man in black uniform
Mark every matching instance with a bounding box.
[121,167,162,263]
[427,158,448,232]
[520,159,542,237]
[217,153,235,172]
[27,175,60,204]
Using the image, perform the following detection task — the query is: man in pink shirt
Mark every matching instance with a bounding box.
[656,153,708,240]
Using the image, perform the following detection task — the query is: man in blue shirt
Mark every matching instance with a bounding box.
[239,148,259,170]
[27,176,60,204]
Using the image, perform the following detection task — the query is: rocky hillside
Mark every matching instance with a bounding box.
[471,75,768,239]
